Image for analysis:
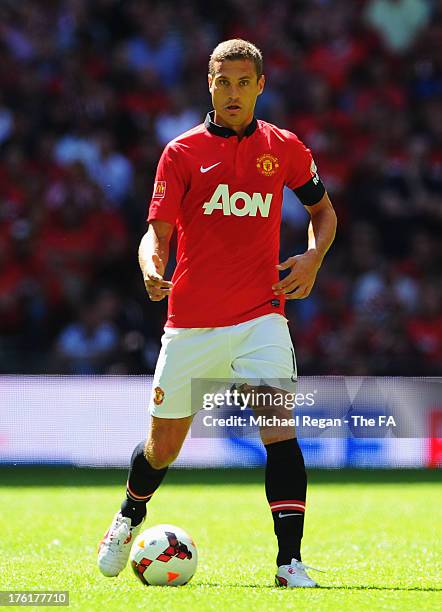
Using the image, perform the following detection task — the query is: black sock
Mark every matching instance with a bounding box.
[265,438,307,566]
[120,441,168,526]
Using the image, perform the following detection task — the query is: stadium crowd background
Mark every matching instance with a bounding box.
[0,0,440,376]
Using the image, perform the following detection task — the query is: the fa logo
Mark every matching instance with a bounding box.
[203,184,273,217]
[153,181,166,198]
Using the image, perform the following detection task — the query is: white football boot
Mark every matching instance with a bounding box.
[97,512,143,577]
[275,558,322,588]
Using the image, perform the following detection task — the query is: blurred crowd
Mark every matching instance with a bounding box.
[0,0,440,375]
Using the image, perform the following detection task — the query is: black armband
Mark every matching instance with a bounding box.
[293,176,326,206]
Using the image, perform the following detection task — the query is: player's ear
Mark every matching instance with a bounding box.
[257,74,265,96]
[208,74,213,92]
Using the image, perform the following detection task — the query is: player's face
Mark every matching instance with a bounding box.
[208,59,265,135]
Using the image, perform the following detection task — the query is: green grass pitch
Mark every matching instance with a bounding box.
[0,467,441,611]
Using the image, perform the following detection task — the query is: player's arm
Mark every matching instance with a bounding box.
[305,191,337,268]
[273,192,337,299]
[139,220,174,301]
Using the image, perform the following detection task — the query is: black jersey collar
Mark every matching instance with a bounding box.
[204,110,258,138]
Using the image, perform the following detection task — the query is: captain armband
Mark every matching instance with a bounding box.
[293,176,326,206]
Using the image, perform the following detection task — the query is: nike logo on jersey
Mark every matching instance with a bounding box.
[278,512,303,518]
[203,184,273,217]
[200,162,221,173]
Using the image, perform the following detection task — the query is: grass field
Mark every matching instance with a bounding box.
[0,467,441,611]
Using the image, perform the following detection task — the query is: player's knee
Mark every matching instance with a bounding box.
[260,428,295,446]
[145,444,179,470]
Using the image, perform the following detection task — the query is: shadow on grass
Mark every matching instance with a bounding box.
[0,466,441,487]
[197,582,442,592]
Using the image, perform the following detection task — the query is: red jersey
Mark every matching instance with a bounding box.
[148,112,325,328]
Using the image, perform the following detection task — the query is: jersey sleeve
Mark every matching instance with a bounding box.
[147,143,189,224]
[284,133,326,206]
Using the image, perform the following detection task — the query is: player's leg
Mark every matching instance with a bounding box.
[97,416,193,577]
[231,314,317,587]
[98,325,230,577]
[121,415,193,526]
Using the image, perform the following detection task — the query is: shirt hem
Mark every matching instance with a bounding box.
[164,305,286,329]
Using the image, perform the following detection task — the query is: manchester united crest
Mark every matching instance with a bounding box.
[153,386,165,405]
[256,153,279,176]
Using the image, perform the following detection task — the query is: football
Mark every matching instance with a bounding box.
[130,524,198,586]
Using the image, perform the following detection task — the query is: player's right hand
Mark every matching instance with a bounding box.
[143,254,173,301]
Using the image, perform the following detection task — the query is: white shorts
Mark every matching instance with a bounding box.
[148,313,297,419]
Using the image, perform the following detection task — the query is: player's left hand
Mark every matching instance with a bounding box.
[272,250,321,300]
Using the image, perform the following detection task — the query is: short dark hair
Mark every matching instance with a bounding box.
[208,39,263,79]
